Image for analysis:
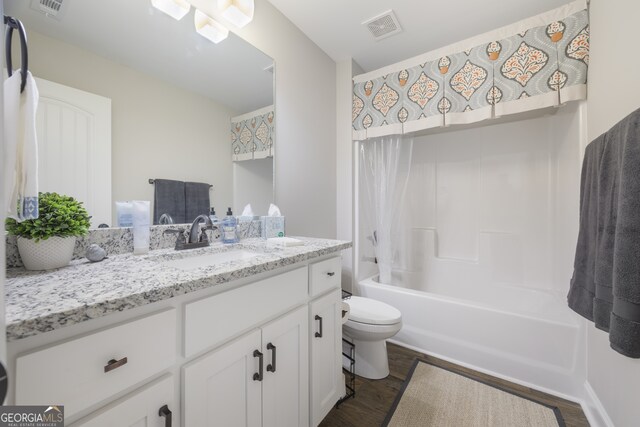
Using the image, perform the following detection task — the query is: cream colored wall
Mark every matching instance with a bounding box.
[190,0,338,238]
[25,30,234,225]
[585,1,640,426]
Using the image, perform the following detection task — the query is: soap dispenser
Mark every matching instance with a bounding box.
[209,207,218,225]
[222,207,238,244]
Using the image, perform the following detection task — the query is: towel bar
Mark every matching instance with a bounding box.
[148,179,213,189]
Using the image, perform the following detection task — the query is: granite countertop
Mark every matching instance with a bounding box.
[5,237,351,341]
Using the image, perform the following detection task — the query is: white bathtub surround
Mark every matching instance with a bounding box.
[359,135,413,284]
[358,276,582,395]
[355,103,587,401]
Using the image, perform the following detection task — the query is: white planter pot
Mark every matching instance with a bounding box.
[17,236,77,271]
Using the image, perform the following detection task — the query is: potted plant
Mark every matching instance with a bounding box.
[6,192,91,270]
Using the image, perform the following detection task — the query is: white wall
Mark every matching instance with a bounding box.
[584,1,640,426]
[233,158,273,215]
[336,59,363,291]
[191,0,337,238]
[24,31,234,225]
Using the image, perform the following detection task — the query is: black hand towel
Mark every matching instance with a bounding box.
[185,182,211,223]
[568,107,640,358]
[153,179,186,225]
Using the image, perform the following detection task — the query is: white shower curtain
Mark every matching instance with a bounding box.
[360,135,413,285]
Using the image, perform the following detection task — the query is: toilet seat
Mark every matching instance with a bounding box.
[346,296,402,325]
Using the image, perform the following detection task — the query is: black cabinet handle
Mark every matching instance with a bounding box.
[315,315,323,338]
[266,343,277,373]
[158,404,172,427]
[104,357,128,373]
[253,350,263,381]
[326,272,336,277]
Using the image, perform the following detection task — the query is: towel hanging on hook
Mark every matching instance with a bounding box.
[4,15,28,93]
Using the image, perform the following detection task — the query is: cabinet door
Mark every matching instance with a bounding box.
[262,306,309,427]
[309,289,343,426]
[72,375,174,427]
[183,330,262,427]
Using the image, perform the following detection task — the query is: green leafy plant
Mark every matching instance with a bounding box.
[5,192,91,241]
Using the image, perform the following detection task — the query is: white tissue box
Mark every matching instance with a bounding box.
[261,216,285,238]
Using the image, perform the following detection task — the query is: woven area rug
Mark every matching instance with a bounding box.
[383,359,564,427]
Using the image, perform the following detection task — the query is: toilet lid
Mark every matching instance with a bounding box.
[346,296,402,325]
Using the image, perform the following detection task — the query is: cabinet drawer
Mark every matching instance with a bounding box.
[185,267,308,357]
[309,257,341,298]
[16,309,176,419]
[71,375,175,427]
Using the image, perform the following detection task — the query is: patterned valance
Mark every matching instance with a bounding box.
[231,105,275,161]
[352,0,589,140]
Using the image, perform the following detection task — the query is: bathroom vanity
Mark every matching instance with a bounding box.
[5,237,350,426]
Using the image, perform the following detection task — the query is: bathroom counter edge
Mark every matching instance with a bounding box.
[5,237,351,341]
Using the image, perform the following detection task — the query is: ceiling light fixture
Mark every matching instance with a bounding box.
[218,0,254,28]
[151,0,190,20]
[194,9,229,44]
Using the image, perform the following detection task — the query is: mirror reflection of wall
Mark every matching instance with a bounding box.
[4,0,275,227]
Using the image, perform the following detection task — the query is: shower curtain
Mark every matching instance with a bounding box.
[360,135,413,285]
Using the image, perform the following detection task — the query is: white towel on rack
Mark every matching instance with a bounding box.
[4,71,39,221]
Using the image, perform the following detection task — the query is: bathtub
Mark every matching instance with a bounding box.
[356,275,585,398]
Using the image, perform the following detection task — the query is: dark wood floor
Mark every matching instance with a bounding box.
[320,342,590,427]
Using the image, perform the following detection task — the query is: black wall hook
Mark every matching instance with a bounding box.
[4,15,28,93]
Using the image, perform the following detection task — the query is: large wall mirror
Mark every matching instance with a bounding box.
[5,0,275,228]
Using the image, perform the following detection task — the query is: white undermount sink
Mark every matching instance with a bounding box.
[162,249,259,271]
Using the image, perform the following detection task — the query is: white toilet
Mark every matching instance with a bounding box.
[343,296,402,380]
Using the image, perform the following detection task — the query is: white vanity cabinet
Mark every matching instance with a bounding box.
[183,329,263,427]
[183,306,309,427]
[309,288,343,426]
[8,253,345,427]
[71,375,175,427]
[262,306,310,427]
[14,309,177,420]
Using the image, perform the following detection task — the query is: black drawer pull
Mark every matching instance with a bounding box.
[326,271,335,277]
[315,315,323,338]
[253,350,263,381]
[267,343,277,373]
[158,404,172,427]
[104,357,128,373]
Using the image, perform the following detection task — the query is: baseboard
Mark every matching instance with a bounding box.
[581,381,614,427]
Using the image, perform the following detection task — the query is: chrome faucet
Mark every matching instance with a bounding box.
[188,214,217,244]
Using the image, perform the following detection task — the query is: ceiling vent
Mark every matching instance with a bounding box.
[362,10,402,41]
[30,0,65,19]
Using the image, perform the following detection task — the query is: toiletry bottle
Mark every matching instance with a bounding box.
[209,207,218,225]
[222,207,238,244]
